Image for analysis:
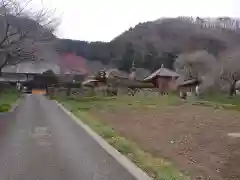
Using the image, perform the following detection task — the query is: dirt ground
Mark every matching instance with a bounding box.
[91,104,240,180]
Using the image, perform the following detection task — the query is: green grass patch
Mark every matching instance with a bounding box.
[201,93,240,105]
[58,95,189,180]
[192,94,240,111]
[58,94,183,113]
[0,88,21,112]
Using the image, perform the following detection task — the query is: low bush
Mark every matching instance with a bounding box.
[0,88,20,112]
[0,104,11,112]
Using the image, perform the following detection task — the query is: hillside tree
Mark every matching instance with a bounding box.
[219,49,240,96]
[118,42,135,72]
[0,0,58,75]
[143,42,159,71]
[175,50,217,80]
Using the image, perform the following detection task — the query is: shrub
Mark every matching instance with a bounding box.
[0,104,11,112]
[42,70,59,86]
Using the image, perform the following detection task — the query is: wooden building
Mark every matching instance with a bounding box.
[82,68,153,96]
[177,79,201,94]
[144,65,180,94]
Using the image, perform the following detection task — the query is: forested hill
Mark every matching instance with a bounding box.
[58,17,240,72]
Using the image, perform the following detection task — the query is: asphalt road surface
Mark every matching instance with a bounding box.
[0,95,136,180]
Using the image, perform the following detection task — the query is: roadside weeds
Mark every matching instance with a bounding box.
[60,99,189,180]
[0,89,21,112]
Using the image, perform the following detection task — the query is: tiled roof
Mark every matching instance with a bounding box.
[2,61,60,74]
[144,66,180,81]
[105,69,129,79]
[135,68,151,80]
[177,79,200,87]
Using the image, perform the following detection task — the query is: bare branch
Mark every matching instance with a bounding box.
[15,0,32,16]
[175,50,217,80]
[0,23,9,46]
[0,0,59,72]
[0,0,10,46]
[0,54,9,69]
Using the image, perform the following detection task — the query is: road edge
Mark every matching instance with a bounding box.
[9,98,21,112]
[56,101,152,180]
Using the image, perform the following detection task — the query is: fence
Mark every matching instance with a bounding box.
[48,85,176,98]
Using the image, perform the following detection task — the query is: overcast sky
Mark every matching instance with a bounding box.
[34,0,240,42]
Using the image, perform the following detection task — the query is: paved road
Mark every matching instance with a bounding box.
[0,95,136,180]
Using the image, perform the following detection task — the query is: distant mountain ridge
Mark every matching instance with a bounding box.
[58,17,240,72]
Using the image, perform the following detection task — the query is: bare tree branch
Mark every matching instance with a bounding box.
[175,50,217,80]
[0,54,9,69]
[0,0,59,73]
[0,0,10,46]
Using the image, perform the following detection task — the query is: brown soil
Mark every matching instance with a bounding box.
[91,104,240,180]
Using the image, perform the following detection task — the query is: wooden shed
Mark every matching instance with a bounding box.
[144,65,180,94]
[177,79,201,93]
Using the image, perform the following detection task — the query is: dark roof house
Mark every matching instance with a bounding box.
[135,68,151,81]
[103,68,151,81]
[2,61,60,74]
[144,65,180,81]
[177,79,201,87]
[82,79,99,87]
[105,69,130,79]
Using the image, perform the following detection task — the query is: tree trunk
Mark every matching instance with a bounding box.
[66,83,71,96]
[0,69,3,94]
[0,55,9,77]
[45,84,49,95]
[229,81,237,96]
